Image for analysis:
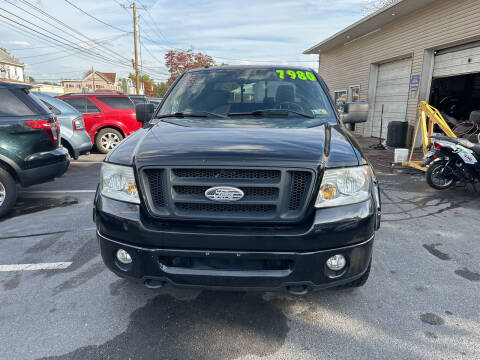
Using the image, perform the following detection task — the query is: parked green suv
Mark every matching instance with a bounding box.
[0,82,69,217]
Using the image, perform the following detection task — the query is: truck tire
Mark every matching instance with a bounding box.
[341,260,371,288]
[0,167,17,218]
[95,128,124,154]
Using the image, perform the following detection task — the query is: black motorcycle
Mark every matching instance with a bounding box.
[423,136,480,190]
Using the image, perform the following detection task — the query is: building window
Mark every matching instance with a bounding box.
[334,90,347,113]
[349,85,360,102]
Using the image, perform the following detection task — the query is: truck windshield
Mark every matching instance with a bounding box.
[158,68,337,128]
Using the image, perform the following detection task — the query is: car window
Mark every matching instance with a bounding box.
[0,89,37,117]
[62,97,100,114]
[97,96,134,109]
[129,97,148,105]
[85,98,100,113]
[159,68,336,127]
[61,97,86,113]
[41,100,61,115]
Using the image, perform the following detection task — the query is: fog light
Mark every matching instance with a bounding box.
[326,255,346,271]
[116,249,132,264]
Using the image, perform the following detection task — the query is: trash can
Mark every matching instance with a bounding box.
[386,121,408,148]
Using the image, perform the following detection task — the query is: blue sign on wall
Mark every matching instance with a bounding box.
[409,74,420,99]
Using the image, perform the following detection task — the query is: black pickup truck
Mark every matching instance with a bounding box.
[94,66,380,295]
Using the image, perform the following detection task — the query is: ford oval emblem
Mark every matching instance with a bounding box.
[205,186,244,202]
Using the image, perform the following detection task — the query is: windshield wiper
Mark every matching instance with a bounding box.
[227,109,314,119]
[156,111,227,119]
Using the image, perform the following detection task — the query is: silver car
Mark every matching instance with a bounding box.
[35,93,92,159]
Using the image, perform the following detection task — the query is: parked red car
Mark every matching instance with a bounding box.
[56,94,141,153]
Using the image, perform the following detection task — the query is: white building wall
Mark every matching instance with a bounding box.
[0,63,25,82]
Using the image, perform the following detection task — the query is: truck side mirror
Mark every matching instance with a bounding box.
[135,103,155,124]
[342,102,368,123]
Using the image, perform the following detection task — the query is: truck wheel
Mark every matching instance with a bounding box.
[96,128,124,154]
[0,168,17,218]
[341,260,371,288]
[426,161,455,190]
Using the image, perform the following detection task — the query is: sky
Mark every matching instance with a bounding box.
[0,0,368,83]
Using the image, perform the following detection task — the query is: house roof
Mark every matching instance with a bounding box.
[0,48,24,67]
[84,70,116,83]
[303,0,436,54]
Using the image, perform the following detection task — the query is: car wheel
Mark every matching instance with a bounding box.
[0,167,17,218]
[96,128,124,154]
[340,260,371,289]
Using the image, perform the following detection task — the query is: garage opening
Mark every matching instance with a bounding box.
[430,73,480,123]
[429,42,480,143]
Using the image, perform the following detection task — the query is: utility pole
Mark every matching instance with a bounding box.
[91,66,95,91]
[132,2,140,95]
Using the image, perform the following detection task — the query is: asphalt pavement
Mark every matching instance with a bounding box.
[0,150,479,360]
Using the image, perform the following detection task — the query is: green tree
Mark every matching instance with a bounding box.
[153,82,170,98]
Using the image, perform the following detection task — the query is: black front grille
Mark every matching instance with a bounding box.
[176,203,275,214]
[141,167,315,222]
[289,172,311,210]
[144,169,166,208]
[173,168,281,180]
[174,186,278,200]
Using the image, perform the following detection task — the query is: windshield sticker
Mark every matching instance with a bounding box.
[312,109,327,115]
[276,70,316,81]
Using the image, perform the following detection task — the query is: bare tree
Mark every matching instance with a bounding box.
[362,0,401,14]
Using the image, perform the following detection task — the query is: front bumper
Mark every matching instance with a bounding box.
[98,231,373,291]
[95,193,378,290]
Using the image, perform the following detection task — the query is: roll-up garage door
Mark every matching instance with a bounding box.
[366,58,412,138]
[433,42,480,78]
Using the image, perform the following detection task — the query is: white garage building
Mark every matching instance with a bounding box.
[304,0,480,143]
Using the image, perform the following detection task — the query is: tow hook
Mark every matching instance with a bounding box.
[286,285,309,296]
[144,279,165,289]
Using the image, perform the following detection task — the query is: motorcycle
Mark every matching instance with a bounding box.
[423,135,480,190]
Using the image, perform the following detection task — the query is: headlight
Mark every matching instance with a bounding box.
[100,163,140,204]
[315,165,371,208]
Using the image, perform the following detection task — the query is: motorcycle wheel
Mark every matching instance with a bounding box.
[426,161,456,190]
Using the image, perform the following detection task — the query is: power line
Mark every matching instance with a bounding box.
[137,0,174,46]
[0,7,133,69]
[6,1,168,79]
[122,1,314,65]
[7,45,55,51]
[26,35,127,66]
[63,0,130,33]
[111,0,130,13]
[13,34,127,60]
[14,0,133,63]
[0,19,133,73]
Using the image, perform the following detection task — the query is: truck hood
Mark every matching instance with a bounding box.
[107,121,361,168]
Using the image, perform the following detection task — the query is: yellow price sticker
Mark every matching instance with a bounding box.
[276,70,316,81]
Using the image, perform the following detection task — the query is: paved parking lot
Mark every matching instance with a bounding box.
[1,151,479,360]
